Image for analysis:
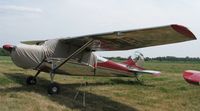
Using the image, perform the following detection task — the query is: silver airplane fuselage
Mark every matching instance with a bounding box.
[3,39,134,77]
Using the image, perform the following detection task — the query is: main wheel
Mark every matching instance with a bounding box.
[47,83,60,95]
[26,76,37,85]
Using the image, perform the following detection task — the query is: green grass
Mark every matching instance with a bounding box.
[0,56,200,111]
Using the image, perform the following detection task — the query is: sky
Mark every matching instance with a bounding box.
[0,0,199,58]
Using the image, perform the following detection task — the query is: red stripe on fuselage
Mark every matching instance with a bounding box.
[97,60,129,72]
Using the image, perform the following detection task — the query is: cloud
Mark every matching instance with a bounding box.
[0,5,43,14]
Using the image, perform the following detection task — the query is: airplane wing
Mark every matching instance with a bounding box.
[21,40,46,45]
[22,24,196,51]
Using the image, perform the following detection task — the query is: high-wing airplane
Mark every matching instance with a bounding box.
[3,24,196,94]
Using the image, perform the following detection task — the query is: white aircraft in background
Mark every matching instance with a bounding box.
[3,24,196,94]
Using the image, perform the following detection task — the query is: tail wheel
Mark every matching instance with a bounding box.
[47,83,60,95]
[26,76,37,85]
[133,73,143,83]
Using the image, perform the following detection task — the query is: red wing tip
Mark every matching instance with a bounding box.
[183,70,200,85]
[171,24,196,39]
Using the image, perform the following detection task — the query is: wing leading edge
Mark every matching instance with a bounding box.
[21,24,196,51]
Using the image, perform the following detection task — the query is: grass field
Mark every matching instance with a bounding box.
[0,56,200,111]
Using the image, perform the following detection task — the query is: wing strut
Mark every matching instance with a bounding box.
[52,39,94,72]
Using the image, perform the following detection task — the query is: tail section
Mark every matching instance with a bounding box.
[122,56,137,66]
[123,52,161,76]
[122,52,145,70]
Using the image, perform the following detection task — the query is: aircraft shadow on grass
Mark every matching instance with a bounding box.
[1,73,154,111]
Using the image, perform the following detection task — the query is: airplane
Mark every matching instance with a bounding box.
[3,24,196,94]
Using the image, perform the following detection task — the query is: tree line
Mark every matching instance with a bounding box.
[106,56,200,62]
[145,56,200,62]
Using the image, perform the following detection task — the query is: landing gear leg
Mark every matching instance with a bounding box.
[47,71,60,95]
[26,70,41,85]
[46,60,60,95]
[46,40,94,95]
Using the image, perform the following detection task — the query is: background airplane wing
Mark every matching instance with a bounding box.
[22,24,196,51]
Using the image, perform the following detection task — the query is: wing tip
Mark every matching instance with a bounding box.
[171,24,196,40]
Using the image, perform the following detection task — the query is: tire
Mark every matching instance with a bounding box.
[47,83,60,95]
[26,76,37,85]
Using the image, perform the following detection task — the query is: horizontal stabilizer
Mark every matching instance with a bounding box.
[130,68,161,76]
